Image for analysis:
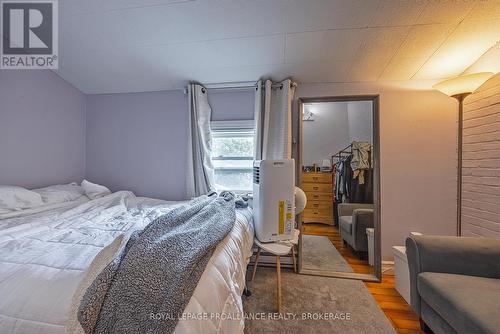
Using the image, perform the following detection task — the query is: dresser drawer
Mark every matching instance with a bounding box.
[301,183,332,193]
[302,208,333,219]
[302,216,334,225]
[305,200,333,211]
[302,172,332,184]
[302,208,334,225]
[305,192,333,202]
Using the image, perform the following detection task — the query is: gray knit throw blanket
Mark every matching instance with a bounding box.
[78,191,238,334]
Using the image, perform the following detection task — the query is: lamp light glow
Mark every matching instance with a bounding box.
[433,72,494,97]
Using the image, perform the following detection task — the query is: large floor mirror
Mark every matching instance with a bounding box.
[296,95,381,281]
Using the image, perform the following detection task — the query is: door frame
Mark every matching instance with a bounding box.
[296,95,381,282]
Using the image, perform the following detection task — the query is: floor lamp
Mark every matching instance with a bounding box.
[433,72,494,236]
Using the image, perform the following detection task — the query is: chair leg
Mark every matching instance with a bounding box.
[291,246,297,273]
[276,255,282,313]
[251,247,261,281]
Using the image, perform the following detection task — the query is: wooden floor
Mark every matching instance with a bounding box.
[303,223,423,334]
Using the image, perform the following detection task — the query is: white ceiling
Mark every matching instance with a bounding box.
[55,0,500,94]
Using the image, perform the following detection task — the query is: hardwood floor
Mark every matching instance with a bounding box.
[302,222,423,334]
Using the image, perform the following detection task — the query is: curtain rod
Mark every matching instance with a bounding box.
[182,80,297,94]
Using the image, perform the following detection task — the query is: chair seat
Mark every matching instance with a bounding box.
[339,216,353,234]
[418,272,500,334]
[254,238,293,256]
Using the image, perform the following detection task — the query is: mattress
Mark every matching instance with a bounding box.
[0,191,254,334]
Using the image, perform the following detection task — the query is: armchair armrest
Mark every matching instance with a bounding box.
[338,203,374,217]
[352,209,374,251]
[405,235,500,314]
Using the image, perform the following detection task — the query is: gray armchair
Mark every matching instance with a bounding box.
[406,235,500,334]
[338,203,374,253]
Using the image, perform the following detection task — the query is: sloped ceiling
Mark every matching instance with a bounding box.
[55,0,500,94]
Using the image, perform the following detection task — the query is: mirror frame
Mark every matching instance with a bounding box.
[296,95,381,282]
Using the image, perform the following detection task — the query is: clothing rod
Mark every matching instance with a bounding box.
[331,143,353,161]
[335,143,353,155]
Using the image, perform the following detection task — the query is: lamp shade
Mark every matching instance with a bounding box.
[294,186,307,214]
[433,72,494,97]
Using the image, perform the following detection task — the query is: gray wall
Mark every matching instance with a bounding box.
[293,82,458,260]
[347,101,373,143]
[462,73,500,238]
[302,101,373,166]
[85,89,254,200]
[0,71,461,261]
[0,70,86,188]
[302,102,350,166]
[209,89,255,121]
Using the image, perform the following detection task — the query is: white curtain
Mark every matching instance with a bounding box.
[254,78,295,160]
[186,83,215,198]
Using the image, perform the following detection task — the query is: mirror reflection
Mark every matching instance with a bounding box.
[300,100,376,276]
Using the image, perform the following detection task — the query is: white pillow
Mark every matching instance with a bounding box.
[81,180,111,199]
[33,183,85,204]
[0,185,44,211]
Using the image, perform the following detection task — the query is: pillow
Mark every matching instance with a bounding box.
[0,185,44,210]
[81,180,111,199]
[33,183,85,204]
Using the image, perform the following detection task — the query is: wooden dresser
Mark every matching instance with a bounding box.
[301,172,334,225]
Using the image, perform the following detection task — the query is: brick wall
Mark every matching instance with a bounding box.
[462,73,500,237]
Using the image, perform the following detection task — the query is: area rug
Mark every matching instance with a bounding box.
[302,235,354,273]
[243,267,395,334]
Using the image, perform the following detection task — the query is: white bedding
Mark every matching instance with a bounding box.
[0,191,254,334]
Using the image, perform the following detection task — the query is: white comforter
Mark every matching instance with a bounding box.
[0,191,254,334]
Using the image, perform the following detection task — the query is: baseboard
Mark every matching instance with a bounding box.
[382,260,395,275]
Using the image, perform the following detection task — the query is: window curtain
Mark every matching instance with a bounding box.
[186,83,215,198]
[254,78,296,160]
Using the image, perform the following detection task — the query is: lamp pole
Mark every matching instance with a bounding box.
[433,72,494,237]
[452,93,469,237]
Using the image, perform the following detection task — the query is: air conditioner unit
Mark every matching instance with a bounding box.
[253,159,295,242]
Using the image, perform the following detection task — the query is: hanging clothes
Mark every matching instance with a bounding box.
[350,141,372,171]
[332,142,374,206]
[343,155,353,202]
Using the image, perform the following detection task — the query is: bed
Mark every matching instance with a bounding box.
[0,190,254,334]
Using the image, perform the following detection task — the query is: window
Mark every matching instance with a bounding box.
[211,120,254,193]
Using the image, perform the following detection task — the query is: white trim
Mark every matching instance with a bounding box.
[211,120,254,131]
